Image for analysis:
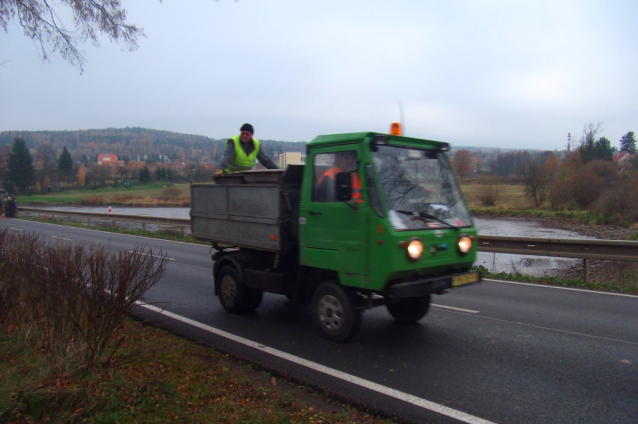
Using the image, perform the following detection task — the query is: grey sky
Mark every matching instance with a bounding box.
[1,0,637,150]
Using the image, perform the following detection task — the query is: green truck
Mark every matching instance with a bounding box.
[190,130,480,342]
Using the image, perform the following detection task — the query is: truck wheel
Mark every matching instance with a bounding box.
[311,282,361,342]
[218,266,263,313]
[386,295,431,324]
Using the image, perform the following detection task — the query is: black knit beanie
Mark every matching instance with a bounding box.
[240,123,254,134]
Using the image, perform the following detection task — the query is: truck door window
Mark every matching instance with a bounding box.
[313,151,361,202]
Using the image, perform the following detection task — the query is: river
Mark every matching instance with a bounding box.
[38,206,592,277]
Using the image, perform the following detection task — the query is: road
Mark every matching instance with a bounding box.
[3,218,637,424]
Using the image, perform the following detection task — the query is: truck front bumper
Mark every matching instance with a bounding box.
[385,271,481,298]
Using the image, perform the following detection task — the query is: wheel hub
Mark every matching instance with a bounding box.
[318,294,343,330]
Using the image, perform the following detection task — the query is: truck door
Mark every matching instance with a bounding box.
[299,146,369,283]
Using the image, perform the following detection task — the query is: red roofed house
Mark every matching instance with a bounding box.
[98,154,125,166]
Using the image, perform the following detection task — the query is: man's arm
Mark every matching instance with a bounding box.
[218,139,235,170]
[257,149,278,169]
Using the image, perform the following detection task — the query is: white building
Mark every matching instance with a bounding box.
[278,152,306,168]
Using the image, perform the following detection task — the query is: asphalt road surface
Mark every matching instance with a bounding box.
[3,218,637,424]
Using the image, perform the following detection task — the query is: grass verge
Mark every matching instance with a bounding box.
[473,265,638,294]
[0,320,395,424]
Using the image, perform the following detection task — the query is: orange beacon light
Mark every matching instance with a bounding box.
[390,122,402,136]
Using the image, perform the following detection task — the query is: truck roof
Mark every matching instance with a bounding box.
[308,132,448,150]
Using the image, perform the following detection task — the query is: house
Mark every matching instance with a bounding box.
[98,154,125,166]
[613,151,634,168]
[278,152,306,168]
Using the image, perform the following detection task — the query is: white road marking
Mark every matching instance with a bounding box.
[51,236,72,241]
[9,227,23,231]
[127,251,174,261]
[432,304,480,314]
[136,301,497,424]
[484,278,638,298]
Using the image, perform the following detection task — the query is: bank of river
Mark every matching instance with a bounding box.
[38,206,620,277]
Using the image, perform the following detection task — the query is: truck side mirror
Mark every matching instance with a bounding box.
[335,172,352,201]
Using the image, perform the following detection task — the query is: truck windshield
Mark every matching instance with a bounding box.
[371,144,472,230]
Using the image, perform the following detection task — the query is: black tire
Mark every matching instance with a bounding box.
[217,265,263,313]
[311,282,361,342]
[386,295,431,324]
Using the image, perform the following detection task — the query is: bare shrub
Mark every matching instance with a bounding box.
[80,195,107,205]
[0,231,168,370]
[595,174,638,224]
[549,177,574,210]
[476,175,500,206]
[573,170,603,208]
[0,230,43,327]
[583,160,619,187]
[156,187,183,202]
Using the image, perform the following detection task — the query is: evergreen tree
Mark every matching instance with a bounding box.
[58,146,74,176]
[139,165,151,183]
[80,154,89,165]
[619,131,636,154]
[166,167,173,181]
[155,166,161,181]
[593,137,615,161]
[6,137,34,192]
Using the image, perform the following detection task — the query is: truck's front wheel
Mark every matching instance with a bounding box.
[386,295,431,324]
[218,266,263,313]
[311,282,361,342]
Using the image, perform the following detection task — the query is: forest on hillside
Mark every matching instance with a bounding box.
[0,128,308,164]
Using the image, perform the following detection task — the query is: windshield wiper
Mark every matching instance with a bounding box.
[395,209,459,231]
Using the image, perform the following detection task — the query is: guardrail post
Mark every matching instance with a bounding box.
[142,222,146,232]
[87,217,91,227]
[583,258,588,284]
[180,226,184,236]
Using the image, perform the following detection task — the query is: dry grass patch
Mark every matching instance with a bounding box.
[80,195,107,206]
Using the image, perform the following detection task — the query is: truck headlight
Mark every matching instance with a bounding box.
[457,235,472,255]
[407,239,423,260]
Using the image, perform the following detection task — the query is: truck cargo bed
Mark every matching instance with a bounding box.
[190,166,303,252]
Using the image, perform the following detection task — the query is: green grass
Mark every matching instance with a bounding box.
[16,182,190,205]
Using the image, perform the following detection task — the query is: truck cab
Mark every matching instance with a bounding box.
[191,130,480,342]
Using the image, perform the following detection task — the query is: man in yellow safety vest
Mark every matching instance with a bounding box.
[215,123,278,176]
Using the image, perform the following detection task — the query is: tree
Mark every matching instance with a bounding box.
[543,153,561,178]
[452,149,472,179]
[619,131,636,154]
[78,164,87,185]
[1,0,145,72]
[577,122,614,163]
[593,137,615,161]
[139,165,151,183]
[58,145,74,177]
[80,154,89,165]
[6,137,34,193]
[36,142,57,173]
[522,159,550,207]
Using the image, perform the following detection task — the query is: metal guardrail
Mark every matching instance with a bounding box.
[478,235,638,282]
[478,235,638,262]
[18,207,638,282]
[20,207,190,232]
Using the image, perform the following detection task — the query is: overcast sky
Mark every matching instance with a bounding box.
[2,0,637,150]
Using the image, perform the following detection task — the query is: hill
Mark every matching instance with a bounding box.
[0,128,308,164]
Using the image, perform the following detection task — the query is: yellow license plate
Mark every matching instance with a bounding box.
[452,272,479,287]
